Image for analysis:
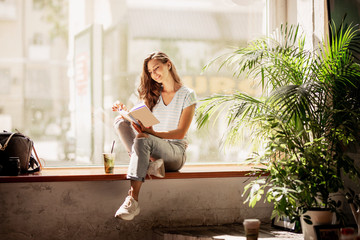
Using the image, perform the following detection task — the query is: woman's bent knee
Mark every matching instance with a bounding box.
[113,117,129,129]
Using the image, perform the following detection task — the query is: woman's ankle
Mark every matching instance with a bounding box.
[129,188,139,201]
[131,193,139,201]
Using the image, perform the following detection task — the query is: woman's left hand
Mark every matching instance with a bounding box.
[132,121,155,135]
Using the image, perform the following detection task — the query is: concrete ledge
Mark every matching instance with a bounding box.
[0,176,273,240]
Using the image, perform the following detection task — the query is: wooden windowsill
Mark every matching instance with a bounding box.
[0,164,265,183]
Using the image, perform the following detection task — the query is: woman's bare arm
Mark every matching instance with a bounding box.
[132,104,195,139]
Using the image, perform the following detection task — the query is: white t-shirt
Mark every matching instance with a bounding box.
[152,86,197,141]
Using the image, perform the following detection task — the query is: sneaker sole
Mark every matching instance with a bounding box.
[156,162,165,178]
[118,207,140,221]
[151,159,165,178]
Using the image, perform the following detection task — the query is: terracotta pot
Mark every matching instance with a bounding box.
[300,209,333,240]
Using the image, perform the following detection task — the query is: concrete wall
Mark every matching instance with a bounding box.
[0,177,273,240]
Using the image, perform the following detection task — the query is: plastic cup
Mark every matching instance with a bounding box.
[243,219,261,240]
[103,153,115,174]
[340,227,355,240]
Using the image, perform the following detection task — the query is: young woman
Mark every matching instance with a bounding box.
[112,51,196,220]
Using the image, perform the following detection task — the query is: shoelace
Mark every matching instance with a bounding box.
[124,197,132,209]
[124,190,134,209]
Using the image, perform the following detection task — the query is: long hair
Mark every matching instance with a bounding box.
[138,51,182,110]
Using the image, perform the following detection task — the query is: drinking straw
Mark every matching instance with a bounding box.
[110,140,115,154]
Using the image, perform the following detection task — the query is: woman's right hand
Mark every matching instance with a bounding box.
[112,101,128,112]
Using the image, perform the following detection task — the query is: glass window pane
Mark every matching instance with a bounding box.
[1,0,267,166]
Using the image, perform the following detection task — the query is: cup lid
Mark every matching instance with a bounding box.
[243,219,260,223]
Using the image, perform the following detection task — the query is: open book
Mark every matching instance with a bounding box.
[118,103,160,128]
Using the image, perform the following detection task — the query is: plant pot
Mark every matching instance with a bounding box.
[300,209,333,240]
[348,202,360,232]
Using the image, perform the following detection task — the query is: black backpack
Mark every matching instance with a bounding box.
[0,131,42,176]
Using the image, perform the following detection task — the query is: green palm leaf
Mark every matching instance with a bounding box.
[197,21,360,222]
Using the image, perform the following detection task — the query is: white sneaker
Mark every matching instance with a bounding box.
[147,159,165,178]
[114,196,140,220]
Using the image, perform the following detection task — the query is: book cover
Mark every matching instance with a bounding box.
[118,103,160,128]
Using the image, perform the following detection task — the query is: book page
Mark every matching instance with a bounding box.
[130,103,147,112]
[118,110,139,126]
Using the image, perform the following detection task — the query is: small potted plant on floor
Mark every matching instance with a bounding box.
[346,188,360,231]
[196,22,360,238]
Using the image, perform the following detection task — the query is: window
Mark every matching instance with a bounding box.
[0,0,267,167]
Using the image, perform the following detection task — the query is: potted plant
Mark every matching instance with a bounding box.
[196,22,360,237]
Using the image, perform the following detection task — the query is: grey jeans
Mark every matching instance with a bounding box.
[114,118,187,181]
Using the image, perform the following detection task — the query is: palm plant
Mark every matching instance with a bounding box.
[196,22,360,225]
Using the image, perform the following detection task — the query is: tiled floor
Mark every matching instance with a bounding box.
[156,223,303,240]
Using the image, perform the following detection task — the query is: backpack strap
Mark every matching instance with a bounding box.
[0,132,16,151]
[32,144,43,170]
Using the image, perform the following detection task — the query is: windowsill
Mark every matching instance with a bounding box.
[0,164,264,183]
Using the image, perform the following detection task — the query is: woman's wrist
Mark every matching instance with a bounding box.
[143,127,155,135]
[148,128,156,136]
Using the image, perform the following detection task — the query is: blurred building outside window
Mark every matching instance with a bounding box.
[0,0,267,167]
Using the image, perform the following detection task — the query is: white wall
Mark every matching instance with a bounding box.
[0,177,272,240]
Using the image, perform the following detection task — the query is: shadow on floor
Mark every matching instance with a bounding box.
[154,223,303,240]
